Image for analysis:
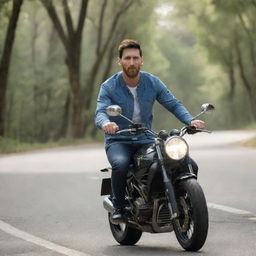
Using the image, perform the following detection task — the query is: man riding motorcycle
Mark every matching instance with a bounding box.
[94,39,205,224]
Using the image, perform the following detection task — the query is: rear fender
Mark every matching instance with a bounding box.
[101,178,111,196]
[100,167,112,196]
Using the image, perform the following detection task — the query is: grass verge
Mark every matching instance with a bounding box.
[0,137,102,154]
[242,137,256,147]
[242,123,256,147]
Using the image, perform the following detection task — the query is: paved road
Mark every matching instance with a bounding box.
[0,130,256,256]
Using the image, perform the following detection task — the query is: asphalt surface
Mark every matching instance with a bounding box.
[0,130,256,256]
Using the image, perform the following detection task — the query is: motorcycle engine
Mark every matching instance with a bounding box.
[133,197,152,220]
[157,202,172,227]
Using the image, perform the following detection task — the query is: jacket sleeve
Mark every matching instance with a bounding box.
[155,78,193,125]
[94,84,112,129]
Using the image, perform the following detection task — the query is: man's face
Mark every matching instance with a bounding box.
[118,48,144,79]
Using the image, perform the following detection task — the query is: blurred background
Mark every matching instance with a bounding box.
[0,0,255,151]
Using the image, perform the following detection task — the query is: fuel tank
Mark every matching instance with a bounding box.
[133,143,165,195]
[133,143,156,183]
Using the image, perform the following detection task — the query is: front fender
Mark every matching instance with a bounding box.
[174,173,197,185]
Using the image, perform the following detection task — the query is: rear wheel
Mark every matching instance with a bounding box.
[173,179,208,251]
[108,213,142,245]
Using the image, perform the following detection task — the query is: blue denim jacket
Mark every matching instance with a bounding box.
[95,71,193,145]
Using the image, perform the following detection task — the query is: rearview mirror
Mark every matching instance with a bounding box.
[106,105,122,117]
[106,105,134,124]
[201,103,215,114]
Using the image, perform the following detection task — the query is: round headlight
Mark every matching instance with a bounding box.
[164,136,188,160]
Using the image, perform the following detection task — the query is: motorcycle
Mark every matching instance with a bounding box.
[100,103,214,251]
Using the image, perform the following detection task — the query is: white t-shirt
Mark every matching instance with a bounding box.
[127,85,142,124]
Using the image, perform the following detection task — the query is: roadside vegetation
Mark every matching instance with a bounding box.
[0,0,256,151]
[242,123,256,147]
[243,137,256,147]
[0,136,102,154]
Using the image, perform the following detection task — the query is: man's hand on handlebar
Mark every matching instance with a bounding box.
[190,120,205,129]
[102,122,119,134]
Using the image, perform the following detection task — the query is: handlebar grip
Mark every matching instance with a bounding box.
[115,127,156,136]
[187,126,197,134]
[116,129,133,134]
[187,126,211,134]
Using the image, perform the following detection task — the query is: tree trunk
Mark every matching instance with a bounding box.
[245,86,256,121]
[71,90,84,138]
[30,7,40,140]
[227,59,236,100]
[66,38,84,138]
[234,33,256,121]
[56,92,70,140]
[40,0,89,139]
[0,0,23,136]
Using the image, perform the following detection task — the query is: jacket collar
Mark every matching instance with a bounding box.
[118,71,145,91]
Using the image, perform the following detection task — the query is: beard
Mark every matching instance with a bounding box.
[123,65,140,78]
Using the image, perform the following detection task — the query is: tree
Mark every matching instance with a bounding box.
[39,0,89,138]
[0,0,23,136]
[171,0,256,123]
[82,0,135,135]
[206,1,256,120]
[85,0,159,137]
[1,0,157,142]
[40,0,137,139]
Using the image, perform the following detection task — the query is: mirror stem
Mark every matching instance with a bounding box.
[191,110,205,121]
[120,114,134,124]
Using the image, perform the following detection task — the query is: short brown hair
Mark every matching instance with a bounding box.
[118,39,142,58]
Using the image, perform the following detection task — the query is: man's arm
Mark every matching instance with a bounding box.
[94,84,119,133]
[155,78,205,128]
[94,84,111,129]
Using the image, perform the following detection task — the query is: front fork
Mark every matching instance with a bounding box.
[155,140,179,219]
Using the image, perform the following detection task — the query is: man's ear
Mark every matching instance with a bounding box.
[117,57,121,66]
[141,56,144,65]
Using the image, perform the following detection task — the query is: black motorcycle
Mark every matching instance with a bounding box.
[100,103,214,251]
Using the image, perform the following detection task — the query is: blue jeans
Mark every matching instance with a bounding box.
[106,142,145,208]
[105,142,198,209]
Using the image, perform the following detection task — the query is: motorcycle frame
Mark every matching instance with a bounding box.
[101,135,198,233]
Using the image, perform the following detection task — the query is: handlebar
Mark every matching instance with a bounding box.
[180,126,212,136]
[115,125,211,138]
[116,126,158,136]
[116,128,137,134]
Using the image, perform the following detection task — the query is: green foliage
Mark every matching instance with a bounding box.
[0,136,102,154]
[5,1,69,142]
[150,5,213,131]
[2,0,256,146]
[1,0,159,142]
[0,0,11,53]
[242,137,256,147]
[164,0,256,128]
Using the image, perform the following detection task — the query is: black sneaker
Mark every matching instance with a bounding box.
[111,208,125,224]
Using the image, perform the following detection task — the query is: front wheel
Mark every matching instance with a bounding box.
[108,213,142,245]
[173,179,208,251]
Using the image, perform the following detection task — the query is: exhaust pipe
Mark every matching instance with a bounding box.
[103,196,114,213]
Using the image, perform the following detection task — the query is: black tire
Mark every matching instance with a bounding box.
[108,213,142,245]
[173,179,208,251]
